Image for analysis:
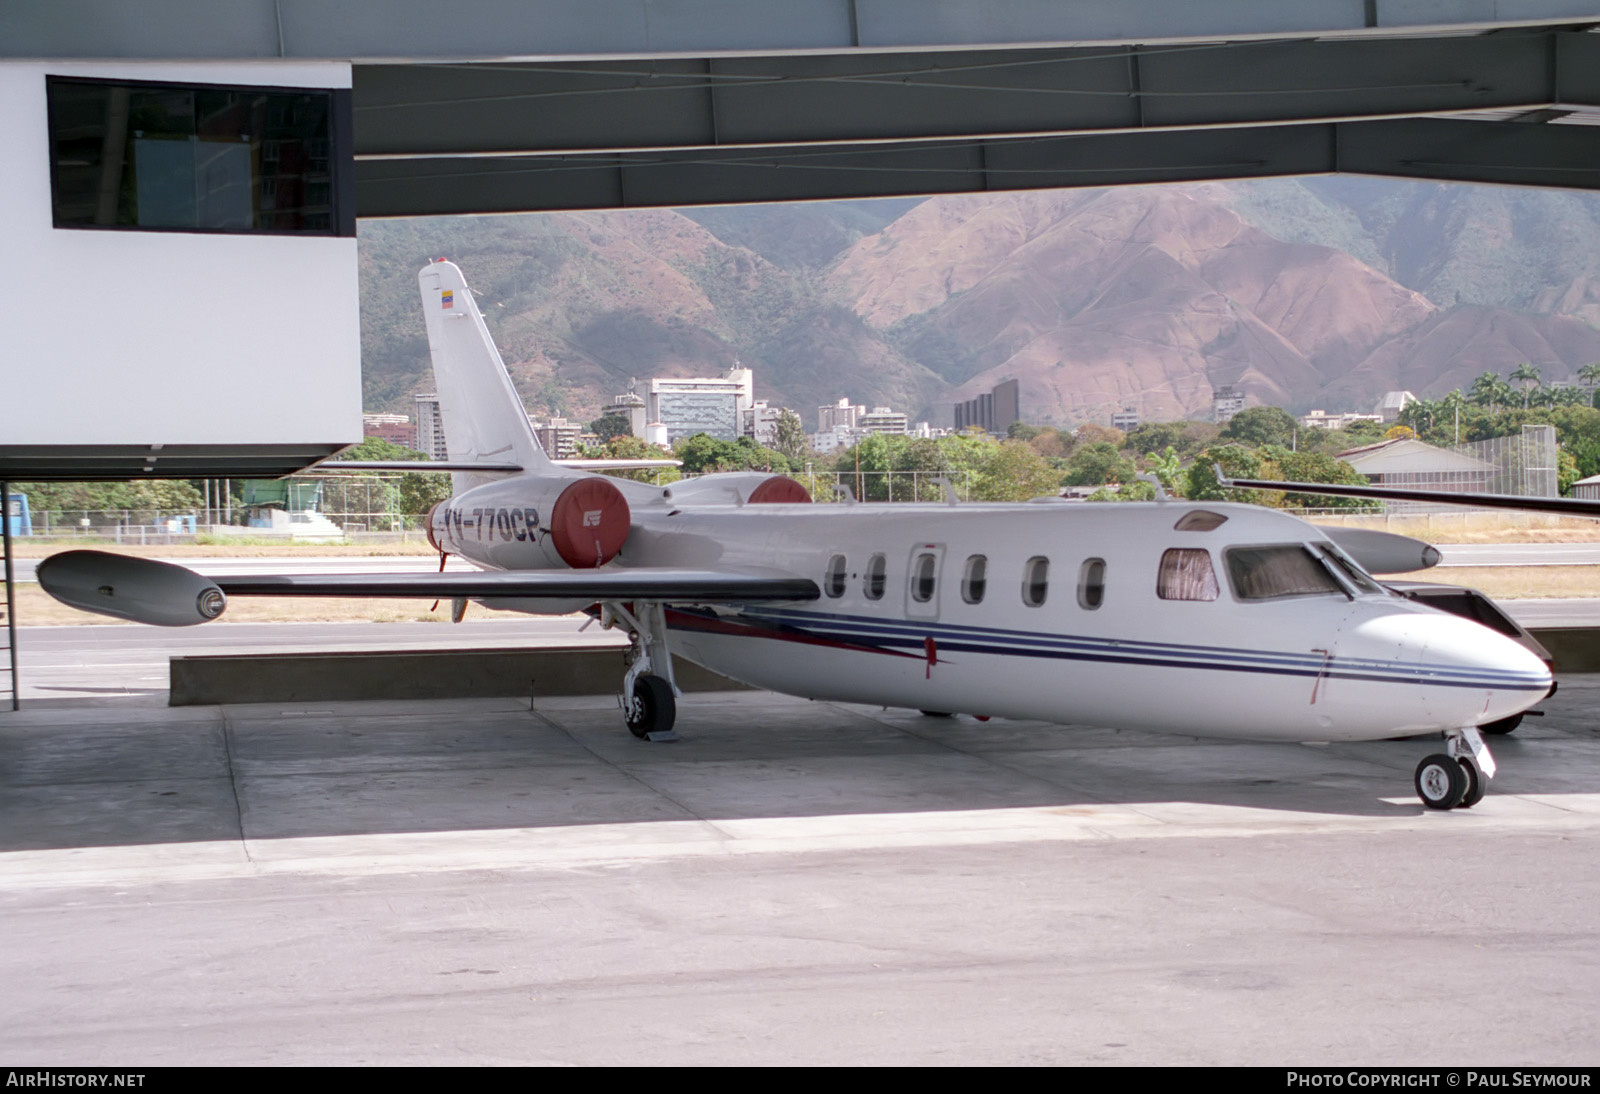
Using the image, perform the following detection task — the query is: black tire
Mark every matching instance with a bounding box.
[626,674,676,739]
[1479,713,1523,736]
[1457,756,1487,809]
[1415,753,1466,810]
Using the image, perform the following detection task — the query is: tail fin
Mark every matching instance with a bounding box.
[418,260,550,492]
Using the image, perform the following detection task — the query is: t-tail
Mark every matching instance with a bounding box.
[418,260,550,492]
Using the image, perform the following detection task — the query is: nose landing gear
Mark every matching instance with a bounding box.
[1415,725,1494,810]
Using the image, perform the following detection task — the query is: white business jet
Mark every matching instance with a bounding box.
[38,262,1553,811]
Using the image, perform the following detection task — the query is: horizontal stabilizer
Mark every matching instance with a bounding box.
[1220,473,1600,517]
[312,460,523,473]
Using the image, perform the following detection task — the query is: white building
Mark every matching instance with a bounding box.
[742,400,783,448]
[1374,391,1417,423]
[818,397,864,433]
[858,407,910,435]
[1300,409,1385,431]
[413,395,447,461]
[644,367,754,445]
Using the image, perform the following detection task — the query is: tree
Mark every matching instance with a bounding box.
[1142,446,1185,497]
[1062,442,1135,486]
[773,408,809,461]
[1218,406,1297,449]
[588,413,631,443]
[1510,363,1543,409]
[1470,371,1502,410]
[594,435,681,484]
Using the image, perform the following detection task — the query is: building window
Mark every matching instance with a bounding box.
[1022,556,1049,607]
[961,555,987,604]
[1157,548,1220,602]
[1078,558,1106,609]
[47,76,351,236]
[910,552,937,604]
[825,554,847,598]
[863,554,886,601]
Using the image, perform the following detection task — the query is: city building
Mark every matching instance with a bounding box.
[597,390,648,438]
[858,407,910,435]
[412,394,447,460]
[953,378,1020,435]
[532,416,583,460]
[1300,409,1385,431]
[1374,391,1417,423]
[742,400,783,449]
[818,397,864,434]
[362,413,413,447]
[644,366,754,445]
[1212,385,1246,423]
[1111,407,1140,432]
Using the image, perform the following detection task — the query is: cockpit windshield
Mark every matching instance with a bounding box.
[1225,545,1348,601]
[1312,542,1390,596]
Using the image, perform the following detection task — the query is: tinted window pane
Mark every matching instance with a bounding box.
[911,553,937,603]
[1022,556,1049,607]
[864,554,886,601]
[1078,558,1106,609]
[1157,548,1219,602]
[48,77,345,235]
[962,555,986,604]
[825,554,847,598]
[1226,546,1345,601]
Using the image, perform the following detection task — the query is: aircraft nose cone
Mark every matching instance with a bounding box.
[1403,610,1552,725]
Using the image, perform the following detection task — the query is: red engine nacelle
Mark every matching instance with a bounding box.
[428,476,632,570]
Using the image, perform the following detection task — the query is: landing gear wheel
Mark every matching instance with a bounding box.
[1479,713,1523,735]
[1457,756,1487,809]
[1415,753,1467,810]
[626,674,676,740]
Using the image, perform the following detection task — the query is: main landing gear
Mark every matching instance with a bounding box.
[1414,725,1494,810]
[603,601,679,741]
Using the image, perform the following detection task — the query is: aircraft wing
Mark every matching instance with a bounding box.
[1217,472,1600,517]
[36,550,817,626]
[213,568,816,601]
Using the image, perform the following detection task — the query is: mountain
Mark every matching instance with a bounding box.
[356,179,1600,431]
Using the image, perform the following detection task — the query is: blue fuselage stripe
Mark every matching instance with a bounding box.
[682,607,1549,692]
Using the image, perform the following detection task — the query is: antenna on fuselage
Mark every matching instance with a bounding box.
[932,477,959,506]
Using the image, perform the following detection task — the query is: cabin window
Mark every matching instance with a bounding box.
[825,554,847,598]
[1078,558,1106,609]
[910,552,938,603]
[1021,556,1049,607]
[1157,548,1219,602]
[961,555,987,604]
[1226,545,1346,601]
[1174,510,1228,532]
[863,554,886,600]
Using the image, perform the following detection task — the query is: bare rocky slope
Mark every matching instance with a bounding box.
[357,180,1600,429]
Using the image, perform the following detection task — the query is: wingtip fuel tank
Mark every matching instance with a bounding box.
[36,550,226,626]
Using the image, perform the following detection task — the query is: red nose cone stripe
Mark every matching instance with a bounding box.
[747,476,812,504]
[550,477,631,568]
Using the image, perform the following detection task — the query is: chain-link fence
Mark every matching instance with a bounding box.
[1355,424,1558,513]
